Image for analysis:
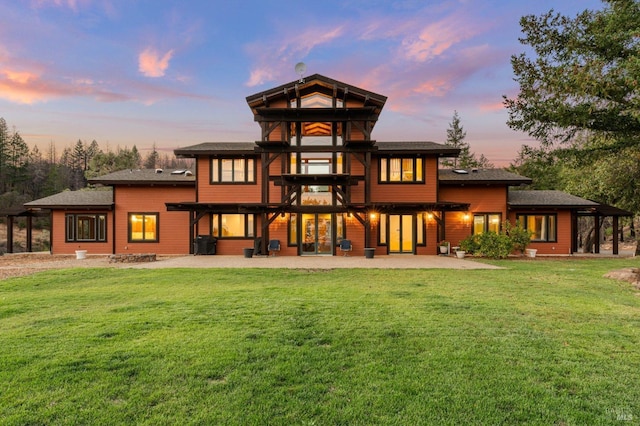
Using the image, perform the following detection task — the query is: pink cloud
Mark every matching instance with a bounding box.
[138,47,175,78]
[400,13,483,63]
[30,0,92,13]
[245,25,344,87]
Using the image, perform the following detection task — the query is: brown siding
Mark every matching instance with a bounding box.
[197,157,262,203]
[50,210,114,255]
[508,210,573,255]
[114,186,195,255]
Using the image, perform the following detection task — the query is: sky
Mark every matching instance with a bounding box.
[0,0,605,166]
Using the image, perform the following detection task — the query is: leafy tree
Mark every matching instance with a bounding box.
[504,0,640,146]
[441,111,494,169]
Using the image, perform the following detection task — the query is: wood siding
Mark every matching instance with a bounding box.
[114,186,194,255]
[50,210,114,255]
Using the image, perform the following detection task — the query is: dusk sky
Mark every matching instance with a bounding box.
[1,0,604,166]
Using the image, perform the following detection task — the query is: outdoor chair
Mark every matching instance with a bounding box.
[339,239,352,256]
[268,239,280,256]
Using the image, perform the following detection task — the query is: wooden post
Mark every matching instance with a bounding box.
[26,215,33,252]
[7,215,13,253]
[612,216,619,255]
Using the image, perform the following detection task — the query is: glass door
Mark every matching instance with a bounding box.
[301,213,333,255]
[389,214,414,254]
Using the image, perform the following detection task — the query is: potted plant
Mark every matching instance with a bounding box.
[439,240,449,255]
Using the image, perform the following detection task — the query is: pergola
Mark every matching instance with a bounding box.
[0,208,49,253]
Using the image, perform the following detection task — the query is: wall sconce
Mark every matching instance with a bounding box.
[426,212,434,221]
[463,213,471,223]
[368,211,378,226]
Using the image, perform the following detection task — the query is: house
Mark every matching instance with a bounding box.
[21,74,631,256]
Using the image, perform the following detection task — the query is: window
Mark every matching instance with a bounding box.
[289,213,298,245]
[212,214,254,238]
[211,158,255,183]
[517,214,557,242]
[65,214,107,242]
[129,213,158,242]
[473,214,501,234]
[380,157,424,182]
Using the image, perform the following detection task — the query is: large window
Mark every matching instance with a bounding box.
[379,158,424,182]
[66,214,107,242]
[211,158,255,183]
[212,214,254,238]
[517,214,557,242]
[473,214,501,234]
[128,213,158,242]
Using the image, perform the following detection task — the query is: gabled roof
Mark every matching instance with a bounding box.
[508,190,598,208]
[439,168,532,185]
[24,189,113,210]
[246,74,387,114]
[174,142,256,157]
[377,141,460,156]
[89,168,196,185]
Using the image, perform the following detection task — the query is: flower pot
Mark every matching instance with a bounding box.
[364,248,375,259]
[75,250,87,260]
[525,248,537,258]
[243,247,254,258]
[456,251,465,259]
[439,246,448,254]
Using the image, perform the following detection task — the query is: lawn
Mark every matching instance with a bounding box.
[1,259,639,425]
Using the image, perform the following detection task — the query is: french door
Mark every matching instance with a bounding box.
[301,213,333,255]
[389,214,414,254]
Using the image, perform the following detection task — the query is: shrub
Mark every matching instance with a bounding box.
[460,221,530,259]
[477,232,514,259]
[505,220,533,254]
[460,234,481,254]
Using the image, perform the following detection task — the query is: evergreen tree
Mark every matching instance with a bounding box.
[441,111,494,169]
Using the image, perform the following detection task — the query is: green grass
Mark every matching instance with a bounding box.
[1,259,639,425]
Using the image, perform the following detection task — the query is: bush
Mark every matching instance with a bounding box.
[460,234,481,254]
[505,221,532,254]
[459,221,530,259]
[477,232,514,259]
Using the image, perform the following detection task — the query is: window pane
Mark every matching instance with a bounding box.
[488,214,501,233]
[247,215,254,237]
[416,158,423,181]
[380,158,387,181]
[417,214,424,244]
[548,215,556,241]
[66,215,75,241]
[289,213,297,245]
[211,159,219,182]
[98,215,106,241]
[379,213,387,244]
[233,159,245,181]
[221,214,245,237]
[221,159,233,182]
[212,214,220,237]
[130,214,144,240]
[77,215,96,240]
[247,159,254,182]
[143,215,157,240]
[528,216,542,241]
[473,215,485,235]
[402,158,414,181]
[390,158,401,181]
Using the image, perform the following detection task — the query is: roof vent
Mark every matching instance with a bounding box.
[184,170,193,176]
[453,169,468,174]
[155,168,163,174]
[472,168,479,173]
[171,169,186,175]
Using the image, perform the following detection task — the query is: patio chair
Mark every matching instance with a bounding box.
[268,239,281,256]
[339,239,352,256]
